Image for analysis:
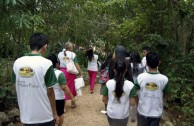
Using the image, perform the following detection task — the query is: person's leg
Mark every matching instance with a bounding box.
[137,113,148,126]
[59,114,65,126]
[90,71,98,92]
[56,99,65,126]
[148,117,160,126]
[88,70,92,92]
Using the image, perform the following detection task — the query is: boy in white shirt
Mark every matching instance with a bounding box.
[47,54,76,126]
[135,52,170,126]
[13,33,59,126]
[141,46,150,72]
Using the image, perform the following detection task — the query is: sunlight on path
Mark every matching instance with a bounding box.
[63,84,137,126]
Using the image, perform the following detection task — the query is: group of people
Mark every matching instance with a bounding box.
[100,45,170,126]
[12,32,170,126]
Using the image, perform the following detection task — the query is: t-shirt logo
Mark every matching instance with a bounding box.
[145,82,158,91]
[19,67,35,77]
[63,57,70,61]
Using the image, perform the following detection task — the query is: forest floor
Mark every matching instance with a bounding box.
[63,84,137,126]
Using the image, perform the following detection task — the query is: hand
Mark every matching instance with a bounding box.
[54,114,60,124]
[80,74,83,78]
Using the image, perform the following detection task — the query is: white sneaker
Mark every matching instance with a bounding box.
[100,110,107,114]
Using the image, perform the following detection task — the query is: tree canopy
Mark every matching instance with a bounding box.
[0,0,194,125]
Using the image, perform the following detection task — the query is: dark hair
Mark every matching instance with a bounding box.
[115,45,127,59]
[130,52,141,64]
[114,60,127,102]
[47,54,59,68]
[146,52,160,69]
[29,33,48,50]
[126,51,131,57]
[100,53,113,70]
[142,46,150,52]
[85,48,94,61]
[130,52,143,79]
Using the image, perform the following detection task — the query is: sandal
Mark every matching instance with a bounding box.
[64,109,67,113]
[71,101,77,108]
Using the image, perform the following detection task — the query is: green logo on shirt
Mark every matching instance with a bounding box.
[19,67,35,77]
[145,82,158,91]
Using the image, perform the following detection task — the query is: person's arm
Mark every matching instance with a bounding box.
[129,85,137,106]
[45,65,59,123]
[73,56,83,77]
[58,72,76,107]
[130,97,136,106]
[61,85,75,102]
[47,87,58,123]
[163,83,170,99]
[102,85,108,104]
[75,63,83,77]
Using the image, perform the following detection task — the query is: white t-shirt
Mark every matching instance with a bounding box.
[136,72,168,117]
[58,49,76,68]
[53,69,66,100]
[13,54,57,124]
[141,56,148,72]
[105,80,134,119]
[87,54,98,71]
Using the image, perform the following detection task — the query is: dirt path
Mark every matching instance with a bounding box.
[63,84,137,126]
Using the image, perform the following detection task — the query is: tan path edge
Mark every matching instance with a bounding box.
[63,84,137,126]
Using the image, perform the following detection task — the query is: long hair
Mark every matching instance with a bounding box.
[100,53,113,70]
[114,60,127,102]
[130,52,143,80]
[86,48,94,61]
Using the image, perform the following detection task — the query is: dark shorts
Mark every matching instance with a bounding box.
[56,99,65,116]
[137,113,161,126]
[24,120,54,126]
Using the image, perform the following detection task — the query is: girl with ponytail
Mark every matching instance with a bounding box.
[102,60,136,126]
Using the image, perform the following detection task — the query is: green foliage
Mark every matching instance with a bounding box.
[0,0,194,124]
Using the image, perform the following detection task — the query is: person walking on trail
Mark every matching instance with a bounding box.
[135,52,170,126]
[129,52,144,123]
[85,47,98,94]
[47,54,76,126]
[109,45,133,82]
[141,46,150,72]
[58,42,83,110]
[102,60,136,126]
[12,33,59,126]
[99,53,113,114]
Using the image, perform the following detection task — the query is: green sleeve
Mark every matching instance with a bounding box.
[163,83,170,94]
[73,56,78,63]
[44,66,57,87]
[58,73,66,85]
[134,80,140,90]
[11,71,16,84]
[102,85,108,96]
[129,86,136,97]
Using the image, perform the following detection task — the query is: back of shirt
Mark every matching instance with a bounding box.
[87,54,98,71]
[136,72,168,117]
[131,63,144,81]
[53,69,65,100]
[58,49,76,68]
[106,80,134,119]
[13,54,57,124]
